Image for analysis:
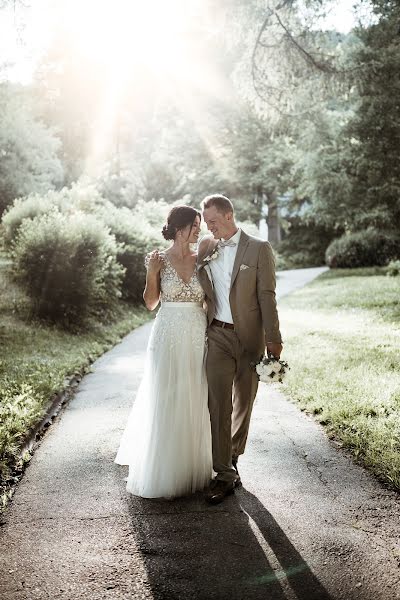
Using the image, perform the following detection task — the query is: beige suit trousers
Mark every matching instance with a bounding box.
[206,324,259,482]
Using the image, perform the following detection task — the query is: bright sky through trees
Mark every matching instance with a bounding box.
[1,0,361,85]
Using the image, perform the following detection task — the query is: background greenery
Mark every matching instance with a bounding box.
[1,0,399,270]
[0,0,399,500]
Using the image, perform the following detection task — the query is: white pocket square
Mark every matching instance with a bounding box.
[239,264,250,271]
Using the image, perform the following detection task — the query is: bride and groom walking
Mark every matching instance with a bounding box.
[115,194,282,504]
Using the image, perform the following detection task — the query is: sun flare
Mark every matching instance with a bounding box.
[42,0,227,174]
[60,0,205,83]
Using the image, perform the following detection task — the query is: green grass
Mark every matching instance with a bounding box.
[0,253,152,506]
[280,267,400,490]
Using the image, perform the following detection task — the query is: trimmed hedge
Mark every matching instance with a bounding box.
[326,230,400,268]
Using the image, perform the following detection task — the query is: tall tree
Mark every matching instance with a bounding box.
[344,0,400,230]
[0,83,63,215]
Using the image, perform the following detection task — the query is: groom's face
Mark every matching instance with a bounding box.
[203,206,232,240]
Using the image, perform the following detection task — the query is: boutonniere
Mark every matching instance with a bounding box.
[203,246,219,263]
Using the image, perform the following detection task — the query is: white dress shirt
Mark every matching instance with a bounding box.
[208,228,241,324]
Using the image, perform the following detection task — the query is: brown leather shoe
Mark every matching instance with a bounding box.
[205,480,235,504]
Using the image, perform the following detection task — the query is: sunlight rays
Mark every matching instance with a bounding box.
[63,0,232,177]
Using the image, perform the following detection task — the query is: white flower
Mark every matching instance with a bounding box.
[203,248,219,262]
[271,360,282,374]
[257,363,274,377]
[269,371,282,383]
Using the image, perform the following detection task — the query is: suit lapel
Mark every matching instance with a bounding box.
[230,231,250,288]
[198,265,214,298]
[197,238,218,270]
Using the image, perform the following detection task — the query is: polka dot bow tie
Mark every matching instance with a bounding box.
[218,239,237,248]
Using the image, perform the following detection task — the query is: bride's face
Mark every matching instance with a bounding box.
[180,215,201,243]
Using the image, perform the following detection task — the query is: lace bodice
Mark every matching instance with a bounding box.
[146,252,205,303]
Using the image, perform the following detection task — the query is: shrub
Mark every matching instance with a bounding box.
[11,212,125,327]
[277,219,336,268]
[386,259,400,277]
[99,204,166,303]
[325,230,400,268]
[2,185,173,309]
[273,252,288,271]
[1,183,108,249]
[1,193,58,249]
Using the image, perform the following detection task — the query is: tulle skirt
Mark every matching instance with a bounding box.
[115,302,213,498]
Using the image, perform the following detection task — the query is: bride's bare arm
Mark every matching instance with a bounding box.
[143,251,163,310]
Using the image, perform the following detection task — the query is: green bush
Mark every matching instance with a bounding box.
[325,230,400,268]
[99,204,166,303]
[1,193,58,249]
[11,212,125,327]
[1,183,108,249]
[2,185,172,310]
[386,259,400,277]
[277,219,335,268]
[272,251,288,271]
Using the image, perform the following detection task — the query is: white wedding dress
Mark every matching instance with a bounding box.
[114,254,212,498]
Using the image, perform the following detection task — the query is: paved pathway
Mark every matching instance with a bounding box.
[276,267,328,299]
[1,268,399,600]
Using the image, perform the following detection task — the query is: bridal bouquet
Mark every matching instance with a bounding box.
[252,354,289,384]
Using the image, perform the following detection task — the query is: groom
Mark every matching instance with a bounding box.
[197,194,282,504]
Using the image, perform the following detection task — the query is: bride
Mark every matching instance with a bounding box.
[114,205,212,498]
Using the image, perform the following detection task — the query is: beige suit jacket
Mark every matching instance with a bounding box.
[197,231,282,359]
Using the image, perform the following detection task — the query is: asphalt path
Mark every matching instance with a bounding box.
[1,267,399,600]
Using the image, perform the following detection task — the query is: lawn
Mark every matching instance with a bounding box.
[0,253,151,506]
[280,267,400,490]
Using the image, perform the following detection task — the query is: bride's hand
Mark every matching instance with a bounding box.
[147,250,164,274]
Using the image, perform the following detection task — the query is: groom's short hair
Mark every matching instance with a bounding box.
[201,194,234,215]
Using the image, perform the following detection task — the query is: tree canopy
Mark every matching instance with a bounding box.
[1,0,399,267]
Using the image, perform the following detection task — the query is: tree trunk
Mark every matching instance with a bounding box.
[266,190,281,245]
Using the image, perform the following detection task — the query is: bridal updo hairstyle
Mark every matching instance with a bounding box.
[162,205,201,241]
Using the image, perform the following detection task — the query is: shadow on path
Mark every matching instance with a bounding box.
[239,488,331,600]
[126,486,331,600]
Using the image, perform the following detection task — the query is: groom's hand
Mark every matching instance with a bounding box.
[266,342,283,359]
